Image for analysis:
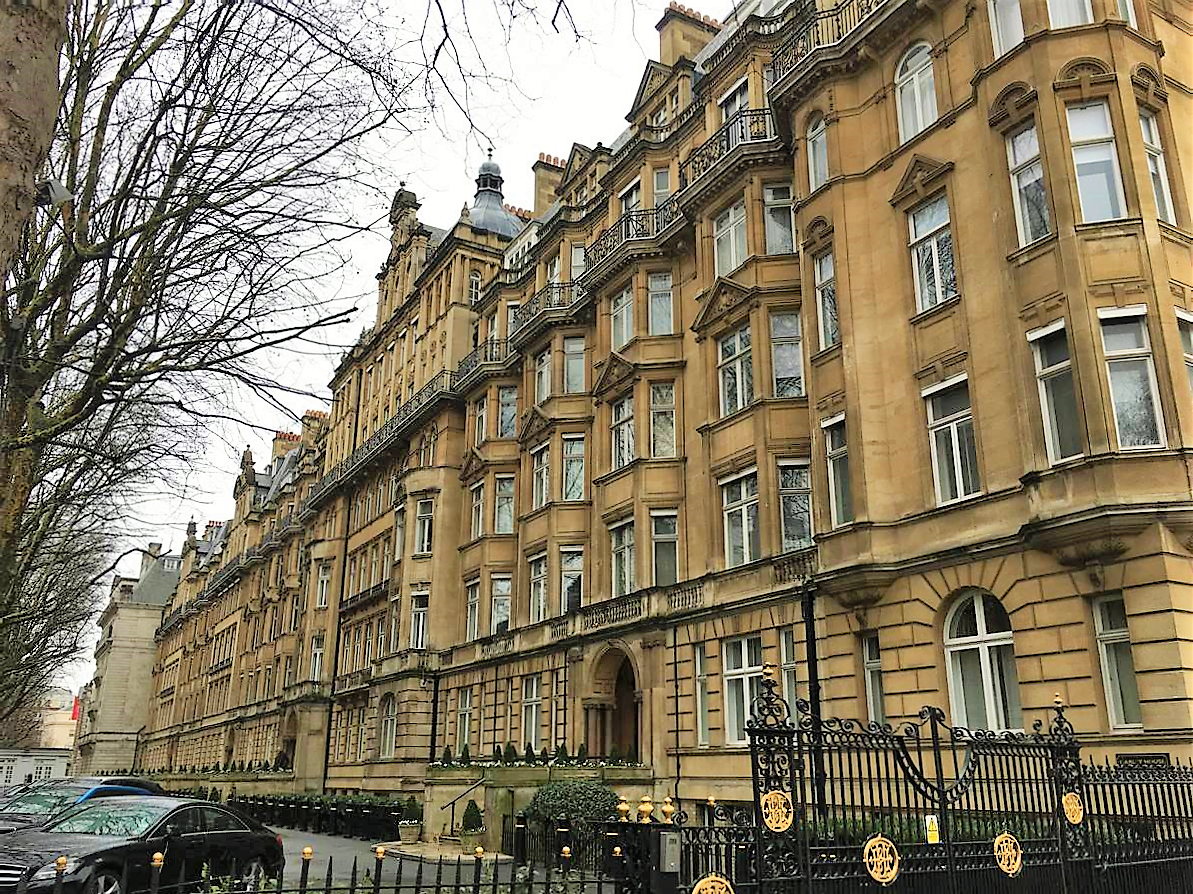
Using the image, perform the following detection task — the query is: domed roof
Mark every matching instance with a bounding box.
[479,157,501,177]
[469,150,524,239]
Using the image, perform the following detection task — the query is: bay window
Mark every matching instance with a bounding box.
[778,461,813,552]
[1007,123,1051,245]
[650,382,677,458]
[494,475,515,533]
[824,417,852,527]
[770,312,803,397]
[1140,111,1174,224]
[1029,322,1081,463]
[612,396,635,470]
[611,521,635,597]
[612,286,634,350]
[1099,309,1164,448]
[560,548,583,613]
[714,200,747,275]
[925,378,981,504]
[718,325,753,416]
[529,554,548,623]
[491,576,511,635]
[721,470,761,568]
[1067,101,1126,222]
[531,444,549,510]
[648,273,673,335]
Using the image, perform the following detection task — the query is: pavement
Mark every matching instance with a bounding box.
[276,828,510,887]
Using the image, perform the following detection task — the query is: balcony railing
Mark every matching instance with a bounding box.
[300,369,458,515]
[584,197,682,271]
[455,338,511,389]
[340,579,389,613]
[510,283,586,338]
[678,109,776,191]
[771,0,890,82]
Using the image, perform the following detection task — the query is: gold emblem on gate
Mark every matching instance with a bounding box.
[993,831,1023,877]
[862,834,900,886]
[759,789,794,832]
[690,872,735,894]
[1062,791,1084,825]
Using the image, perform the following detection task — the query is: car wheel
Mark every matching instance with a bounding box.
[236,859,268,892]
[90,870,122,894]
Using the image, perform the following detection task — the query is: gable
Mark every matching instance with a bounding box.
[517,406,553,445]
[628,61,674,119]
[559,143,594,189]
[591,352,639,401]
[889,155,954,207]
[692,277,757,336]
[459,449,485,482]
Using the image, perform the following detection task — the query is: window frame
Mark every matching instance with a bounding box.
[780,629,800,703]
[1066,100,1127,223]
[560,547,583,614]
[814,251,839,349]
[649,382,677,458]
[528,553,548,624]
[490,575,512,635]
[895,43,938,143]
[908,194,958,312]
[531,444,550,510]
[1098,307,1166,450]
[414,499,434,554]
[1140,111,1175,224]
[694,643,710,747]
[474,396,487,445]
[944,591,1022,732]
[718,324,754,417]
[534,348,552,404]
[989,0,1025,55]
[610,521,636,598]
[863,633,886,725]
[612,286,634,350]
[379,695,397,759]
[469,482,485,540]
[720,469,761,568]
[764,183,795,254]
[823,416,853,528]
[1028,320,1082,464]
[494,475,515,534]
[611,395,636,470]
[722,635,764,746]
[498,385,518,438]
[770,311,804,398]
[562,434,585,501]
[456,688,472,754]
[465,580,480,642]
[521,676,542,751]
[650,509,679,587]
[1093,595,1143,730]
[1006,122,1052,246]
[563,336,586,392]
[648,272,674,335]
[409,592,429,650]
[778,460,813,552]
[923,376,982,505]
[713,200,748,276]
[807,119,828,192]
[1047,0,1093,27]
[1176,309,1193,396]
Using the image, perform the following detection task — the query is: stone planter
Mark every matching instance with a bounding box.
[398,823,421,844]
[459,830,486,854]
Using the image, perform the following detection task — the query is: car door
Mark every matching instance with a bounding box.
[157,807,208,887]
[200,808,258,879]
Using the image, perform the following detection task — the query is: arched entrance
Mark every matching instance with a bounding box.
[587,648,639,760]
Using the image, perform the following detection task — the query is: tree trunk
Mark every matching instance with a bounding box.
[0,0,65,280]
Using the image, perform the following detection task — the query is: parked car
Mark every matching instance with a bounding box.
[0,779,165,834]
[0,796,283,894]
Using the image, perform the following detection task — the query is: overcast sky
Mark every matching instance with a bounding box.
[64,0,703,689]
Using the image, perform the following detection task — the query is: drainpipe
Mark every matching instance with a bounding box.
[319,369,363,794]
[426,672,441,762]
[671,628,682,806]
[802,581,826,818]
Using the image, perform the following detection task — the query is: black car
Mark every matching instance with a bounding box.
[0,797,284,894]
[0,779,166,834]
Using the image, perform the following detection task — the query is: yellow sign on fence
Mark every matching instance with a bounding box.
[925,814,940,844]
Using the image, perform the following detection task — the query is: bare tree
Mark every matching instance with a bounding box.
[0,0,588,721]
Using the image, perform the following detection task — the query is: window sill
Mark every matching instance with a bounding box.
[934,490,984,510]
[1006,232,1058,263]
[594,459,641,486]
[1074,217,1143,234]
[695,402,760,436]
[810,342,842,364]
[910,295,961,325]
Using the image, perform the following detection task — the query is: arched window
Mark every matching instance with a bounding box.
[896,44,938,143]
[944,591,1022,730]
[469,270,482,304]
[379,695,397,759]
[807,116,828,191]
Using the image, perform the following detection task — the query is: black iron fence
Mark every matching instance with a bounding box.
[228,794,402,841]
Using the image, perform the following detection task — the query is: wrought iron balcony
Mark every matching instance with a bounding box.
[509,282,588,348]
[583,197,683,280]
[678,109,777,191]
[300,369,459,514]
[771,0,890,83]
[455,338,512,390]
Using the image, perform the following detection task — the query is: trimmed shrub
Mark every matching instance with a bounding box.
[401,795,423,823]
[461,799,484,832]
[441,746,453,764]
[525,779,618,822]
[460,744,471,765]
[502,743,518,764]
[523,743,536,763]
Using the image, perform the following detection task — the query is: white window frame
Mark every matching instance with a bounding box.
[723,635,763,746]
[1028,320,1082,464]
[316,563,331,608]
[650,509,679,587]
[563,336,585,392]
[1047,0,1093,27]
[491,575,512,635]
[807,119,828,192]
[653,168,671,206]
[379,696,397,759]
[714,200,748,276]
[1098,306,1166,449]
[648,272,673,335]
[570,244,587,279]
[718,76,749,122]
[562,435,585,501]
[1093,595,1143,729]
[908,194,958,312]
[863,633,886,724]
[612,286,634,350]
[498,386,518,438]
[822,415,852,527]
[770,311,804,398]
[896,43,938,143]
[414,499,434,553]
[694,643,710,746]
[778,460,813,552]
[1067,101,1127,223]
[764,183,795,254]
[531,444,550,510]
[494,475,515,533]
[721,469,761,568]
[465,581,480,642]
[924,376,981,505]
[718,324,754,417]
[469,270,482,304]
[1176,309,1193,396]
[611,521,636,597]
[560,547,583,614]
[814,251,839,349]
[1140,111,1174,224]
[944,591,1022,731]
[619,179,642,214]
[474,396,487,445]
[469,482,485,540]
[529,553,548,623]
[1007,122,1052,246]
[534,349,551,404]
[611,395,636,470]
[456,688,473,754]
[1116,0,1137,25]
[989,0,1024,55]
[409,592,429,650]
[649,382,677,458]
[521,676,541,751]
[310,635,324,681]
[780,629,800,703]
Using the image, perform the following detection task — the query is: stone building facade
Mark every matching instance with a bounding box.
[74,546,181,774]
[143,0,1191,817]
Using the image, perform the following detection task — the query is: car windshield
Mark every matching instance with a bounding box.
[0,786,86,815]
[45,801,173,837]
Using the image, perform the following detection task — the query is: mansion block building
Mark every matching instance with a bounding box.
[143,0,1192,812]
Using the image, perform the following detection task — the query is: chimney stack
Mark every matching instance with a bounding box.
[532,153,565,218]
